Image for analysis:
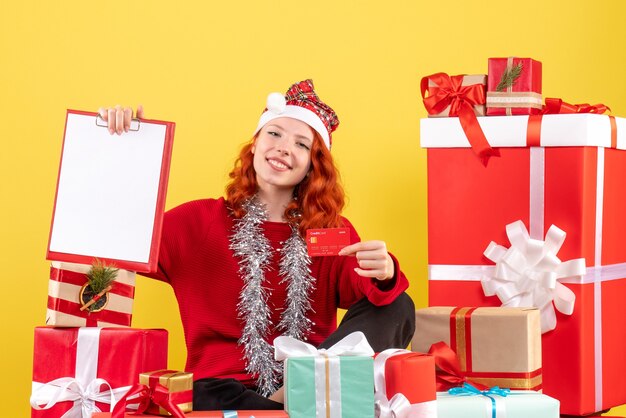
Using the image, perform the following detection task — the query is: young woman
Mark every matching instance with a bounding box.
[100,79,414,410]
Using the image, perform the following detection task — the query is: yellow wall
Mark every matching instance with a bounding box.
[2,1,625,416]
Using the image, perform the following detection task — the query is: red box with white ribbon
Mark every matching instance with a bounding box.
[46,262,136,327]
[374,350,437,418]
[30,327,167,418]
[421,113,626,415]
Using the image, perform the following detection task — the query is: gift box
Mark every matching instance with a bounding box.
[486,57,542,116]
[421,73,496,166]
[374,349,437,417]
[411,307,541,391]
[420,113,626,415]
[139,370,193,416]
[436,384,559,418]
[93,412,289,417]
[274,331,375,418]
[46,261,136,327]
[423,74,487,117]
[30,327,168,417]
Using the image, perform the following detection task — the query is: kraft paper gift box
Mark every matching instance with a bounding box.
[411,307,542,391]
[486,57,542,116]
[420,113,626,415]
[374,349,437,418]
[274,331,375,418]
[422,74,487,117]
[30,327,168,418]
[93,412,289,417]
[46,261,136,327]
[436,384,559,418]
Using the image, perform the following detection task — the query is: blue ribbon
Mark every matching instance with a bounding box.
[448,383,510,418]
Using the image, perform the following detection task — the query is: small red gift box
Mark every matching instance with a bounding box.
[46,261,136,327]
[30,327,168,417]
[93,412,289,417]
[486,57,542,116]
[374,350,436,417]
[421,113,626,415]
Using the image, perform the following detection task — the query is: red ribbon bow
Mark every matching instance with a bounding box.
[527,98,615,148]
[543,98,611,115]
[112,382,189,418]
[427,341,488,392]
[421,73,500,166]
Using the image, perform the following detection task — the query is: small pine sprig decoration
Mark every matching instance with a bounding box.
[86,259,118,294]
[496,62,523,92]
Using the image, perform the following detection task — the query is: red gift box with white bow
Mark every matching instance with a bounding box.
[421,113,626,415]
[30,327,167,418]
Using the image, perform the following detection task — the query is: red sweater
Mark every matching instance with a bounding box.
[143,197,408,387]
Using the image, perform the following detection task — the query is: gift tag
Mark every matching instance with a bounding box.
[306,227,350,256]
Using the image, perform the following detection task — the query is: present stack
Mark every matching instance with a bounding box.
[30,110,178,418]
[418,56,626,416]
[30,259,172,417]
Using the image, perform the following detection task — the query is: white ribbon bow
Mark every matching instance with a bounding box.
[30,377,130,418]
[30,327,132,418]
[483,220,586,333]
[274,331,375,360]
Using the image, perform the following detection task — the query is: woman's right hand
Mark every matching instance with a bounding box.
[97,105,144,135]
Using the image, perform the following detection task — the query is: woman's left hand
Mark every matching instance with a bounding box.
[338,240,395,281]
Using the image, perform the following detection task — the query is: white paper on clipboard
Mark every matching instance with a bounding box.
[47,110,175,272]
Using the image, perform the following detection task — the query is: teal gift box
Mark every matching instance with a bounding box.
[437,384,559,418]
[275,331,375,418]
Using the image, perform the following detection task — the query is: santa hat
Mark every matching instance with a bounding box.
[254,79,339,149]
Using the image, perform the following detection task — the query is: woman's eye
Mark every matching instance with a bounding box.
[297,142,311,150]
[268,131,280,137]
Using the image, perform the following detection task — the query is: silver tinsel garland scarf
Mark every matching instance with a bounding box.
[229,197,315,397]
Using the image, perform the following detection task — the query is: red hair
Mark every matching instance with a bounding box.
[225,133,345,236]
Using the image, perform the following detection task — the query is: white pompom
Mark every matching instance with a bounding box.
[266,92,286,114]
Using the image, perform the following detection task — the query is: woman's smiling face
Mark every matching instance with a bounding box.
[252,117,314,194]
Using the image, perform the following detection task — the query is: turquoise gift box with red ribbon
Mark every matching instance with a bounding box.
[419,109,626,415]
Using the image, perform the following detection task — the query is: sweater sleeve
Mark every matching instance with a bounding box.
[333,217,409,309]
[140,199,215,284]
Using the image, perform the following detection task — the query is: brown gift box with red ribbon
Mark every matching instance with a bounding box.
[46,261,136,327]
[424,74,487,117]
[486,57,542,116]
[411,307,542,391]
[421,72,498,166]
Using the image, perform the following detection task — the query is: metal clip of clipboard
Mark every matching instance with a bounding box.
[95,114,141,131]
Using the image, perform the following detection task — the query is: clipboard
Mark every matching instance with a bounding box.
[47,109,175,273]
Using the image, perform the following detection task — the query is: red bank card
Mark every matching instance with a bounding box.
[306,227,351,256]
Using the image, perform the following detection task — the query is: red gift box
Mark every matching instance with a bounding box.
[93,412,289,417]
[30,327,168,417]
[421,113,626,415]
[46,262,136,327]
[374,350,436,417]
[486,57,542,116]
